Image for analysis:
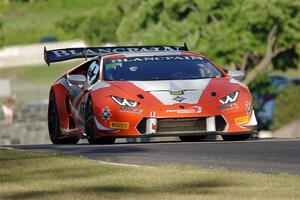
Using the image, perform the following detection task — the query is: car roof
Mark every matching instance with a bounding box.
[102,51,207,60]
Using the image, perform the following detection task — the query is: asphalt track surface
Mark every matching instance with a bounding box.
[5,139,300,175]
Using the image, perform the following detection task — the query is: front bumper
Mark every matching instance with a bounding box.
[94,110,257,137]
[136,116,227,135]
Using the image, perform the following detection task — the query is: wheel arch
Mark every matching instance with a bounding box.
[49,84,69,130]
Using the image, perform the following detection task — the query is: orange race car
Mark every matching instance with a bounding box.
[44,45,257,144]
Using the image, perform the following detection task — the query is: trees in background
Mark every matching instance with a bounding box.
[1,0,300,130]
[1,0,300,84]
[272,84,300,130]
[115,0,300,84]
[0,21,3,47]
[58,0,300,130]
[56,1,123,45]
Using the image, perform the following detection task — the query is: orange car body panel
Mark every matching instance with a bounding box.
[50,51,256,139]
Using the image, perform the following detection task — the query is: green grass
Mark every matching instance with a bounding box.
[0,0,107,46]
[0,61,80,101]
[0,148,300,200]
[0,61,80,84]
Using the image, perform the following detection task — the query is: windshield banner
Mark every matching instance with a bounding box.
[106,56,204,64]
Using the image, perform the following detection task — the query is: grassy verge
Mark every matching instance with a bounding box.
[0,148,300,200]
[0,61,80,102]
[0,0,105,46]
[0,61,80,85]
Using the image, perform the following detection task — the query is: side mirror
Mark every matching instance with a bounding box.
[228,70,245,81]
[67,75,86,86]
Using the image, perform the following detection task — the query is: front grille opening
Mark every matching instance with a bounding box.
[137,116,227,134]
[157,117,206,133]
[216,116,226,131]
[137,118,147,134]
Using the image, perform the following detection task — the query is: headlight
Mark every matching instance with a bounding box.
[111,96,140,107]
[219,91,239,104]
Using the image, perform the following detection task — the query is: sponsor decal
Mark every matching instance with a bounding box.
[235,116,249,125]
[51,46,185,58]
[166,106,202,114]
[218,102,238,110]
[129,66,138,71]
[101,107,111,122]
[245,102,252,115]
[87,61,99,84]
[107,56,204,64]
[172,96,186,103]
[120,106,143,114]
[170,90,184,95]
[150,111,156,117]
[110,122,129,129]
[105,62,122,70]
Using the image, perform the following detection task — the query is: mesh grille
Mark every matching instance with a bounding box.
[136,116,227,134]
[157,118,206,133]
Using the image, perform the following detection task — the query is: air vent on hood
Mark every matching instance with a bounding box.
[137,94,144,99]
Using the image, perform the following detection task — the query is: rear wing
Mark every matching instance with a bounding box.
[44,44,188,65]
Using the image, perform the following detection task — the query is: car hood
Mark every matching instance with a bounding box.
[129,79,211,92]
[106,78,244,105]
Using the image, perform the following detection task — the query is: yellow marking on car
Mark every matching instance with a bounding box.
[170,91,184,95]
[110,122,129,129]
[235,116,249,125]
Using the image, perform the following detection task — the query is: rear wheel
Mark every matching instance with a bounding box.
[48,91,79,144]
[222,134,250,141]
[179,135,207,142]
[85,96,116,145]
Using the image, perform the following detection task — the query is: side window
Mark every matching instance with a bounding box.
[87,60,100,85]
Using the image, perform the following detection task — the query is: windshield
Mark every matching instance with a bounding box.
[103,55,224,81]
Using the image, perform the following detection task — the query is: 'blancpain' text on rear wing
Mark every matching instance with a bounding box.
[44,44,189,65]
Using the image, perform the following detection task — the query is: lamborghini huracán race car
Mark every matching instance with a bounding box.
[44,45,257,144]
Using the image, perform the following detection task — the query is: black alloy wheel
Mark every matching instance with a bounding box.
[85,96,115,145]
[48,91,79,144]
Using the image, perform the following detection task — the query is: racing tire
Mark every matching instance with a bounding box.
[85,96,116,145]
[179,135,207,142]
[48,91,79,144]
[221,134,250,141]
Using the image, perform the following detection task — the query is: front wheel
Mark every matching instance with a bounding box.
[179,135,207,142]
[222,134,250,141]
[48,91,79,144]
[85,96,116,145]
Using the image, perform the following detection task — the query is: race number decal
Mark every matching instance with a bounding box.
[87,61,99,85]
